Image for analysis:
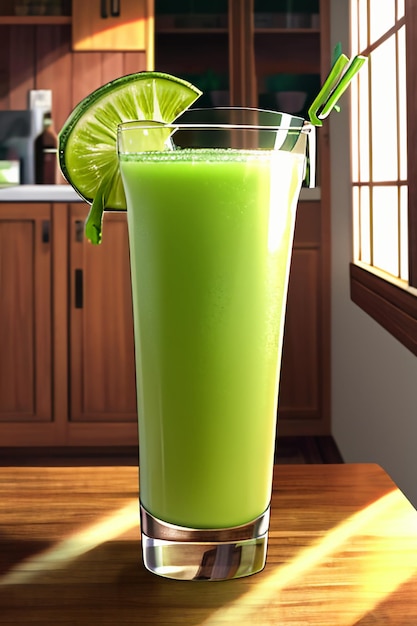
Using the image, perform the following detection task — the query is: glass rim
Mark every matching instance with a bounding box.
[117,107,312,134]
[117,122,312,132]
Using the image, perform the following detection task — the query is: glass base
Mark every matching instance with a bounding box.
[140,504,270,581]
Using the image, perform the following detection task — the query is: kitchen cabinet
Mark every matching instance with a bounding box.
[279,201,327,432]
[0,202,138,446]
[68,205,137,425]
[0,1,153,59]
[72,0,154,57]
[0,194,326,447]
[0,204,52,425]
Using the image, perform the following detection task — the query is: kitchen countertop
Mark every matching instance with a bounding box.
[0,185,321,203]
[0,184,83,202]
[0,463,416,625]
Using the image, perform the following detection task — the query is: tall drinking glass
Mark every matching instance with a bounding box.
[117,108,313,581]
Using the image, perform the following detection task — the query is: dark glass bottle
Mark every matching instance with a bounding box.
[35,114,58,184]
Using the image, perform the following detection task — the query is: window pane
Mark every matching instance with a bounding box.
[373,186,399,276]
[350,0,358,54]
[351,75,359,181]
[358,0,368,50]
[359,61,370,181]
[350,0,410,290]
[400,185,409,280]
[371,36,398,181]
[353,186,360,261]
[360,186,371,264]
[398,26,407,180]
[369,0,395,44]
[397,0,405,19]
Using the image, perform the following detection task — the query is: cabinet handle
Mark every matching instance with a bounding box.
[75,269,83,309]
[75,220,84,243]
[111,0,120,17]
[101,0,120,18]
[41,220,50,244]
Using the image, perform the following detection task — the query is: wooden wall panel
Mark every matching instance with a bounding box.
[101,52,124,85]
[9,26,35,109]
[71,51,103,106]
[0,27,10,110]
[0,26,149,125]
[123,52,147,75]
[35,25,72,132]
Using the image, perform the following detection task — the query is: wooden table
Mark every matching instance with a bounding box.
[1,464,417,625]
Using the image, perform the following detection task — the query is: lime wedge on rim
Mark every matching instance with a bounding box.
[58,71,202,243]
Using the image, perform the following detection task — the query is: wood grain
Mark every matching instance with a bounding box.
[8,25,35,108]
[0,204,52,423]
[72,0,149,52]
[0,22,151,130]
[0,464,416,625]
[35,25,72,133]
[68,206,137,424]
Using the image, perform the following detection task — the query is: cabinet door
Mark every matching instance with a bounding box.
[72,0,154,58]
[0,204,52,422]
[69,205,137,424]
[278,201,329,435]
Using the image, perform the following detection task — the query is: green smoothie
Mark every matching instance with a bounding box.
[120,148,304,529]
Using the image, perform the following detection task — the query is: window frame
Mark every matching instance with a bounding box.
[349,0,417,355]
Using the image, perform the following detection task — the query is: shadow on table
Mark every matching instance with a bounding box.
[0,538,252,625]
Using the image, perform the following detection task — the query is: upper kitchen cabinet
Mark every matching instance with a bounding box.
[154,0,230,108]
[253,0,322,118]
[72,0,154,61]
[155,0,327,111]
[154,0,254,107]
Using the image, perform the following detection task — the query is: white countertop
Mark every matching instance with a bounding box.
[0,185,321,203]
[0,185,84,202]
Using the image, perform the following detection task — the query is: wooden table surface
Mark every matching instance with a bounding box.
[1,463,417,625]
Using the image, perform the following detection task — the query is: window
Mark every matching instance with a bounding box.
[349,0,417,356]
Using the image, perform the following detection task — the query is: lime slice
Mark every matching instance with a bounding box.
[58,71,202,243]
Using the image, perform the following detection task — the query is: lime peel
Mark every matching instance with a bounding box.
[85,183,106,245]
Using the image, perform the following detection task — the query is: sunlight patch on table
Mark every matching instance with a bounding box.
[0,499,139,586]
[201,489,417,625]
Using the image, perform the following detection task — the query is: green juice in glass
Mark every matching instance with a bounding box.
[120,147,305,530]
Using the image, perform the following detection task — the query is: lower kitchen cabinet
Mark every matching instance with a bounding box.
[0,202,138,446]
[68,205,137,424]
[0,198,329,447]
[279,200,329,435]
[0,204,52,426]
